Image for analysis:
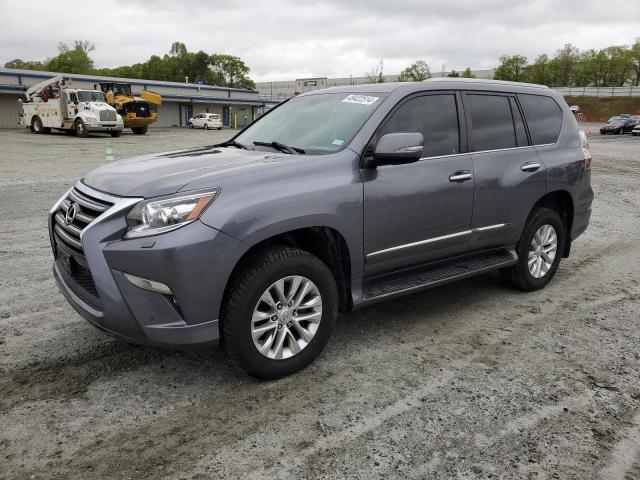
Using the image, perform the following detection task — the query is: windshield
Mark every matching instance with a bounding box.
[235,92,387,154]
[607,116,621,123]
[114,84,132,96]
[77,91,106,103]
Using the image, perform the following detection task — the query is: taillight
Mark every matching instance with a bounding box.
[578,128,591,170]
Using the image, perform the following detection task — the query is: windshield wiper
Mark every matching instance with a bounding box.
[223,139,248,150]
[253,141,305,155]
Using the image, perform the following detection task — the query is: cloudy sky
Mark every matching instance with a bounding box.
[1,0,639,82]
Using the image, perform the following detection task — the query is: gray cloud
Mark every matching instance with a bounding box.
[1,0,638,81]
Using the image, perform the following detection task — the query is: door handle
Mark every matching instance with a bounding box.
[521,161,541,172]
[449,171,473,182]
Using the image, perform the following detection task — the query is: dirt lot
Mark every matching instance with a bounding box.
[1,125,639,479]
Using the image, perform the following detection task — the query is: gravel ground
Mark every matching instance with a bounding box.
[1,124,639,479]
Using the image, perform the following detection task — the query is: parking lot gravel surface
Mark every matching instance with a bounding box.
[1,125,639,479]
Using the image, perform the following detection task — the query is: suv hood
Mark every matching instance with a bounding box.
[83,145,285,198]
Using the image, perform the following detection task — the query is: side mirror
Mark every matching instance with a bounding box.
[371,132,424,167]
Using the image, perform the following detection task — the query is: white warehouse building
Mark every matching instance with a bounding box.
[0,68,278,129]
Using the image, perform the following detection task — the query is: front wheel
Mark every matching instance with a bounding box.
[110,130,122,138]
[503,207,566,291]
[221,246,338,379]
[74,119,88,138]
[204,124,209,130]
[131,126,148,135]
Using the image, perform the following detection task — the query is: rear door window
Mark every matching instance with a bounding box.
[465,94,516,151]
[378,94,460,158]
[518,94,563,145]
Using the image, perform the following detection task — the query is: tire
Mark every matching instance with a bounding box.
[204,124,209,130]
[131,126,148,135]
[503,207,566,291]
[619,128,624,135]
[188,122,193,128]
[221,246,338,379]
[74,119,88,138]
[110,130,121,137]
[218,127,222,130]
[31,116,45,134]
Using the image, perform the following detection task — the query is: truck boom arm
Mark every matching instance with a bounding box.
[24,75,65,101]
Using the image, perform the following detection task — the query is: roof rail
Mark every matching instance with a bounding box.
[424,77,549,89]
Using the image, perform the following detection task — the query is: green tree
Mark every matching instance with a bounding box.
[525,54,550,85]
[552,44,580,86]
[209,54,255,88]
[3,58,46,70]
[46,40,95,74]
[493,55,528,82]
[631,41,640,86]
[447,70,460,77]
[398,60,431,82]
[461,67,476,78]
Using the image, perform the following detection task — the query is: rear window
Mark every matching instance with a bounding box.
[518,94,563,145]
[466,94,516,151]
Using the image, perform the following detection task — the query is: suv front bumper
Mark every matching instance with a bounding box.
[50,182,247,348]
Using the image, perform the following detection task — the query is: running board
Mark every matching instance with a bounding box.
[364,248,518,300]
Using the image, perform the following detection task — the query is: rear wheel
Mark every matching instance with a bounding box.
[221,246,338,379]
[131,126,148,135]
[31,116,46,134]
[74,119,88,138]
[204,124,209,130]
[503,207,566,291]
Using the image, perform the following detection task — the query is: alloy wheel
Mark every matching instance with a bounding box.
[528,224,558,279]
[251,275,322,360]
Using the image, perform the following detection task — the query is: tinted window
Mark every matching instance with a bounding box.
[519,94,563,145]
[379,94,459,158]
[510,97,529,147]
[467,94,516,151]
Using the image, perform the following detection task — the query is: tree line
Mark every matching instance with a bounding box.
[493,42,640,87]
[4,41,256,89]
[366,60,476,83]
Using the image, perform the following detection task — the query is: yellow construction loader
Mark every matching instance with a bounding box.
[97,82,162,134]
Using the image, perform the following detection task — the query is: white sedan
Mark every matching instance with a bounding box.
[188,113,223,130]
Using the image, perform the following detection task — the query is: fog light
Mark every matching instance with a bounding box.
[124,273,172,295]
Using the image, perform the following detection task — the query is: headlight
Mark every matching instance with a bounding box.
[125,189,219,239]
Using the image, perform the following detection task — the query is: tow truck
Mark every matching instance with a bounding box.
[19,76,124,137]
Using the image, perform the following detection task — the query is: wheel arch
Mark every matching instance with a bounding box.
[530,189,574,257]
[224,226,353,312]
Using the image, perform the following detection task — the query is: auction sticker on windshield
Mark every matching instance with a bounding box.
[342,94,379,106]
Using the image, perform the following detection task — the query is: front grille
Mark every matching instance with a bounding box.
[51,186,113,301]
[100,110,117,122]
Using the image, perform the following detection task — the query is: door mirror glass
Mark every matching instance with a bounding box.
[372,132,423,166]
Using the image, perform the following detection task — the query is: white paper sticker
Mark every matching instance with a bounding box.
[342,94,379,106]
[332,139,345,146]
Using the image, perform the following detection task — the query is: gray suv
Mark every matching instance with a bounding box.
[50,79,593,378]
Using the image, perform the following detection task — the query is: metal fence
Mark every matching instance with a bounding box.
[555,86,640,97]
